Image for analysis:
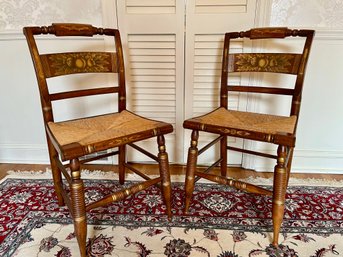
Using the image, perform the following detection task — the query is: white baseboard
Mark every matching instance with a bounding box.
[1,144,343,174]
[0,144,50,164]
[245,149,343,174]
[0,143,114,165]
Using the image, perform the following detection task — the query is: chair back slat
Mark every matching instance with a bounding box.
[40,52,118,78]
[228,53,302,74]
[50,87,119,101]
[227,86,294,95]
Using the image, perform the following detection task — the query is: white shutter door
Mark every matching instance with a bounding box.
[114,0,264,165]
[184,0,258,165]
[116,0,185,163]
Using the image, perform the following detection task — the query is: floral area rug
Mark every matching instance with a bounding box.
[0,175,342,257]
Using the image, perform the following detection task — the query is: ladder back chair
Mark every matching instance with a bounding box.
[183,27,314,246]
[23,23,173,257]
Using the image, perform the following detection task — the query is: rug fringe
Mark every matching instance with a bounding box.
[5,169,343,186]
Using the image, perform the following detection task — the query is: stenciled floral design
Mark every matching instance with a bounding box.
[48,52,112,76]
[234,54,295,73]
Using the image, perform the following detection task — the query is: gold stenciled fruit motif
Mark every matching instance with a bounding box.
[235,54,294,73]
[49,52,111,76]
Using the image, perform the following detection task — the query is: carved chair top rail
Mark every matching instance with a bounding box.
[24,23,117,37]
[226,27,315,40]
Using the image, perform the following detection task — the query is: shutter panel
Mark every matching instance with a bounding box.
[115,0,261,165]
[128,34,176,126]
[116,0,185,162]
[193,34,243,116]
[184,0,257,165]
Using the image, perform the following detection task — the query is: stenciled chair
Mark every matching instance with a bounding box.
[183,27,314,246]
[24,23,173,257]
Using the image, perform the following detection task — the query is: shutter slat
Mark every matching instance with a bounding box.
[128,34,176,128]
[195,0,247,13]
[126,0,176,14]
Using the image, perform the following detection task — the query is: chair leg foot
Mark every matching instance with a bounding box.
[73,216,87,257]
[70,159,87,257]
[272,145,287,247]
[184,130,199,214]
[157,135,172,220]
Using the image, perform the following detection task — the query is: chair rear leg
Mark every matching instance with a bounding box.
[70,159,87,257]
[286,147,294,187]
[220,136,228,177]
[47,139,64,206]
[184,130,199,214]
[157,135,172,220]
[272,145,287,247]
[119,145,126,185]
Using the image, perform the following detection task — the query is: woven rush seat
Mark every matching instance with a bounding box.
[48,110,173,161]
[184,107,297,137]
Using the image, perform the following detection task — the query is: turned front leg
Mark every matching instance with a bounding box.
[184,130,199,214]
[272,145,288,247]
[157,135,172,220]
[70,159,87,257]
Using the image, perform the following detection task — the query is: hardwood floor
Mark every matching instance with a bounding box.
[1,162,343,181]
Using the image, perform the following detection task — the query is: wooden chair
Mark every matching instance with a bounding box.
[183,27,314,246]
[23,23,173,257]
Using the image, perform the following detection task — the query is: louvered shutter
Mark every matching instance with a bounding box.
[116,0,184,163]
[184,0,257,164]
[115,0,261,164]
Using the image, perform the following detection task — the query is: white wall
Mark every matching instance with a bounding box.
[0,0,342,173]
[0,0,103,163]
[250,0,343,173]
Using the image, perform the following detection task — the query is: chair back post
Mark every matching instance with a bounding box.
[23,26,54,124]
[291,29,315,117]
[113,29,127,112]
[220,31,244,108]
[220,33,230,108]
